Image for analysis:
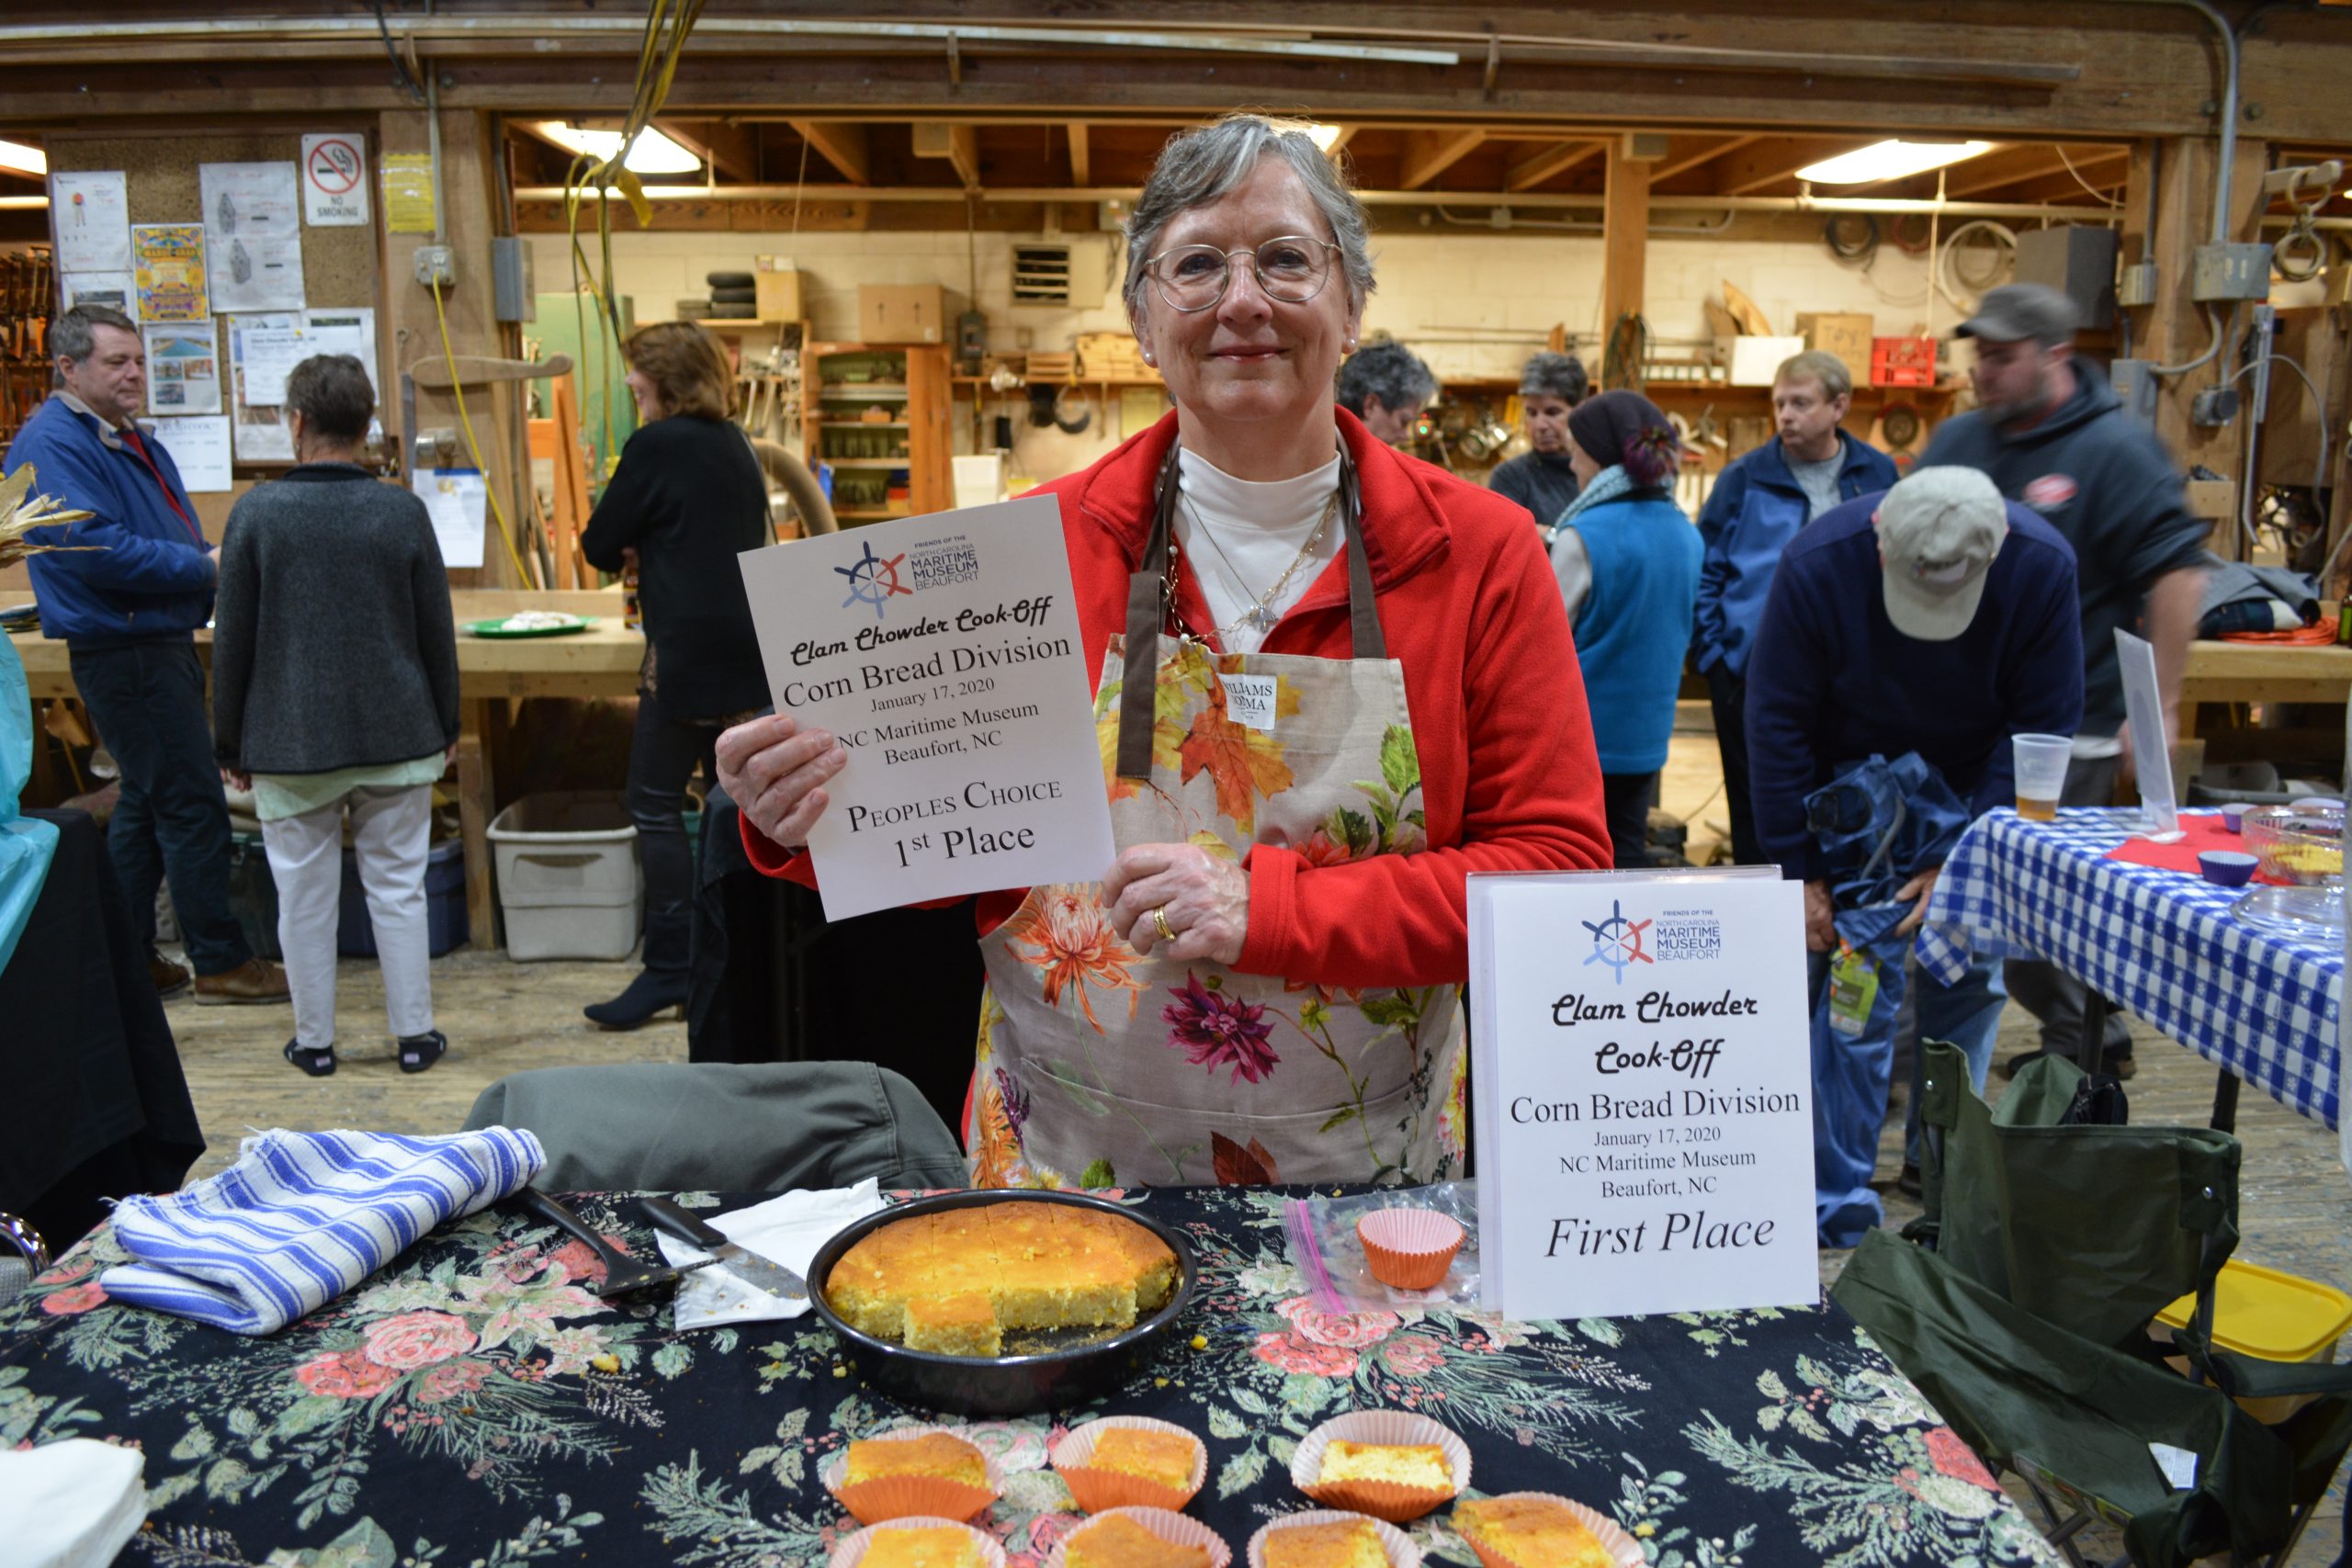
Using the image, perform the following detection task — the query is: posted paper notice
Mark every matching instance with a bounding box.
[200,161,306,313]
[738,497,1115,920]
[150,415,232,493]
[51,171,131,274]
[1468,870,1817,1321]
[413,469,488,569]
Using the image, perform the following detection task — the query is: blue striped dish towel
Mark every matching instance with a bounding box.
[99,1127,546,1335]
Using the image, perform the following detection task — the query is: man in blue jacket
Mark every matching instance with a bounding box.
[1694,349,1898,864]
[7,305,287,1005]
[1747,467,2082,1183]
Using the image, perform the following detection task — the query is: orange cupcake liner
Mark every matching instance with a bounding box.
[821,1427,1005,1526]
[1451,1492,1642,1568]
[1291,1411,1469,1525]
[826,1516,1007,1568]
[1050,1416,1209,1514]
[1356,1209,1465,1292]
[1246,1509,1421,1568]
[1045,1506,1231,1568]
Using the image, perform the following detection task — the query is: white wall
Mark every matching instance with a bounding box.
[526,212,1949,480]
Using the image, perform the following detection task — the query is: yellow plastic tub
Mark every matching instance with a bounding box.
[2153,1259,2352,1423]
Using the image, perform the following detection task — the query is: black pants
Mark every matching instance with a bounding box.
[70,640,251,976]
[1600,771,1657,870]
[1705,662,1765,866]
[626,685,719,976]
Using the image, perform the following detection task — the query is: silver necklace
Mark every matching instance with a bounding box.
[1179,487,1339,637]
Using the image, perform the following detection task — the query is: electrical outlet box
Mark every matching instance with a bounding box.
[2190,242,2272,301]
[2110,357,2160,422]
[2116,261,2161,309]
[491,237,534,322]
[2190,386,2241,426]
[413,245,456,288]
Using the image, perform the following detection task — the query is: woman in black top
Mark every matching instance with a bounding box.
[580,322,771,1027]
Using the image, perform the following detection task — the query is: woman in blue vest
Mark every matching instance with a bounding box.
[1546,390,1702,867]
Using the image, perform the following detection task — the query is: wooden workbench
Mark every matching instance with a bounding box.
[2179,637,2352,710]
[9,590,640,952]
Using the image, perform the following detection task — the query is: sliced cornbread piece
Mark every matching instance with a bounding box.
[1317,1441,1452,1492]
[1454,1495,1615,1568]
[1087,1427,1200,1490]
[1064,1514,1212,1568]
[1262,1518,1388,1568]
[860,1526,983,1568]
[843,1431,988,1489]
[903,1293,1002,1358]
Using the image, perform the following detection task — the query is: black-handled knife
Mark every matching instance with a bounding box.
[639,1196,808,1300]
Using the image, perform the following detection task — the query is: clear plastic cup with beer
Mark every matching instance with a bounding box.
[2012,733,2073,823]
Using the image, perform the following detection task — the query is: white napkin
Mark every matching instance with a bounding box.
[0,1438,147,1568]
[652,1179,888,1330]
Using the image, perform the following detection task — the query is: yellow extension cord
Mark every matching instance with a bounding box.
[427,274,536,587]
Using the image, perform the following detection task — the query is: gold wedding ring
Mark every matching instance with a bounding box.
[1151,906,1175,942]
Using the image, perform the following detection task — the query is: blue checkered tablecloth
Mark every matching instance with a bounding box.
[1917,807,2341,1131]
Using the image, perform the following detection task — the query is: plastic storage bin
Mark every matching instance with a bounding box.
[487,792,643,961]
[2152,1258,2352,1423]
[337,839,469,958]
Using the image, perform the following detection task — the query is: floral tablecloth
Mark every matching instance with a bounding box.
[0,1186,2062,1567]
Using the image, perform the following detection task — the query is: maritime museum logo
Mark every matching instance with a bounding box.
[1582,898,1653,983]
[835,540,913,620]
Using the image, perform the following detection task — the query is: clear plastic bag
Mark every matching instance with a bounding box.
[1280,1181,1480,1314]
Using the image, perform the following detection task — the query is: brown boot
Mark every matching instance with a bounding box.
[194,957,292,1006]
[148,951,192,999]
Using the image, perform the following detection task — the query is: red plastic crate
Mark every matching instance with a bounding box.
[1871,335,1939,388]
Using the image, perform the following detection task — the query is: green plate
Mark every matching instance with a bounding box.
[462,615,597,638]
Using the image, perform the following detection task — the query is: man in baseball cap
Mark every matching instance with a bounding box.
[1745,465,2082,1196]
[1922,281,2212,1081]
[1875,466,2010,640]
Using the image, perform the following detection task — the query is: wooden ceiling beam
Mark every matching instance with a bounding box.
[1505,139,1605,191]
[1712,135,1871,195]
[787,118,870,185]
[912,120,981,191]
[1325,124,1361,155]
[659,118,757,183]
[1948,142,2127,198]
[2000,155,2133,205]
[1397,127,1487,190]
[1067,121,1090,185]
[1650,132,1757,183]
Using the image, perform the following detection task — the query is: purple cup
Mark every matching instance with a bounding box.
[2198,850,2258,887]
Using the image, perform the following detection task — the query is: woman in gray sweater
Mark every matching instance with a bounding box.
[212,354,459,1077]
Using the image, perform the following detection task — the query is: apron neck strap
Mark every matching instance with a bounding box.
[1115,437,1384,779]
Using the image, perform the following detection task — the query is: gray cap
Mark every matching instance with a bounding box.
[1956,283,2077,347]
[1874,467,2009,641]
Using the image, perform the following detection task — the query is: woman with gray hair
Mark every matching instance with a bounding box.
[719,113,1610,1188]
[212,354,458,1077]
[1334,338,1437,447]
[1487,349,1590,528]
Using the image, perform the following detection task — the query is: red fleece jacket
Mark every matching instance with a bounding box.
[744,409,1612,988]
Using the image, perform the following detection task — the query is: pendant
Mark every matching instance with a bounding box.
[1247,604,1278,631]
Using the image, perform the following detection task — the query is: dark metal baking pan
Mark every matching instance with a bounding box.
[804,1189,1201,1417]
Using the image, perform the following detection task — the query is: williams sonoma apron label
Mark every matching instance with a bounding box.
[739,496,1114,919]
[1468,869,1816,1320]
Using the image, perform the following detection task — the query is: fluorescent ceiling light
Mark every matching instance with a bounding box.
[1306,123,1345,153]
[532,121,702,175]
[0,139,45,177]
[1796,139,1994,186]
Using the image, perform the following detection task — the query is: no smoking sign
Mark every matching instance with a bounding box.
[300,133,369,227]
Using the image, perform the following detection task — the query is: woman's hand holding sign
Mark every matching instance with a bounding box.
[716,713,847,851]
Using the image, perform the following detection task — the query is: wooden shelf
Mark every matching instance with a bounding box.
[953,374,1166,389]
[695,318,790,331]
[836,506,910,520]
[810,418,910,428]
[822,457,911,468]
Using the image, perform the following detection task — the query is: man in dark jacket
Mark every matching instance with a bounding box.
[1485,350,1587,527]
[1694,349,1900,864]
[1747,466,2083,1181]
[1334,340,1437,449]
[1919,283,2211,1078]
[6,306,286,1005]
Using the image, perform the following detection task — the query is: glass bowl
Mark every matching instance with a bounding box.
[2240,805,2346,887]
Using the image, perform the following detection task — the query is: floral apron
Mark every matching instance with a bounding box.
[965,446,1466,1189]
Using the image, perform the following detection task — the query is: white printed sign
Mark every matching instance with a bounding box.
[300,134,370,227]
[200,161,306,313]
[1468,869,1818,1321]
[50,170,130,274]
[737,497,1116,921]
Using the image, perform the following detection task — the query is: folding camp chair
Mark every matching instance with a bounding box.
[1836,1043,2352,1568]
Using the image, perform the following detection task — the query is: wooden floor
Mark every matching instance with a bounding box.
[153,716,2346,1564]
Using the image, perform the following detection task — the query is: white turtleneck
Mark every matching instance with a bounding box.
[1173,447,1344,654]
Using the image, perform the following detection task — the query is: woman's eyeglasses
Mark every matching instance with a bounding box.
[1140,235,1340,312]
